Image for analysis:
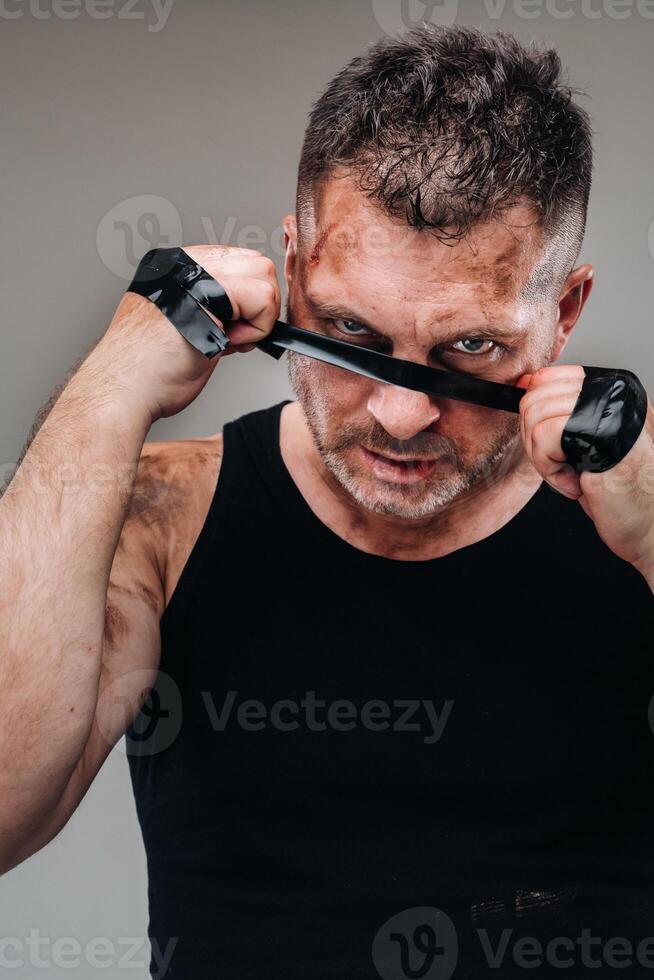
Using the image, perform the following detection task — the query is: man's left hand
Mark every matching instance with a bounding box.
[517,364,654,588]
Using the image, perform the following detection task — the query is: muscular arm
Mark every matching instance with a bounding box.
[0,434,223,874]
[0,347,154,872]
[0,248,276,874]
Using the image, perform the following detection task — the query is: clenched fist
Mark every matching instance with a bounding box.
[96,245,282,421]
[518,364,654,585]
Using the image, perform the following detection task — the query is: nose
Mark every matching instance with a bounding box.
[366,383,441,441]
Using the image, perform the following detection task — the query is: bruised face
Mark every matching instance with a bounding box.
[284,174,566,520]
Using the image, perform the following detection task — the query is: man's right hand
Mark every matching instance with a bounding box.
[98,245,282,421]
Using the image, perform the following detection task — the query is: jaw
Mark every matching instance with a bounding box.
[287,389,523,524]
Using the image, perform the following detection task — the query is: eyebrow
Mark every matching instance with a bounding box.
[305,298,378,331]
[303,297,525,344]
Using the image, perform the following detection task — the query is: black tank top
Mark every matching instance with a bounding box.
[127,400,654,979]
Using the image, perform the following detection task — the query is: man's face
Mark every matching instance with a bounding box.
[284,174,564,520]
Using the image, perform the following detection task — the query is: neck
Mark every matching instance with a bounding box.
[280,400,543,561]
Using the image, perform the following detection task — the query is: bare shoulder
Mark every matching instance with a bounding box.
[124,432,224,610]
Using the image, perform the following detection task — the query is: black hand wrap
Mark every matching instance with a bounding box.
[560,366,648,473]
[127,246,234,358]
[125,247,648,474]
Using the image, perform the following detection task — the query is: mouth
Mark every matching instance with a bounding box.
[359,445,442,483]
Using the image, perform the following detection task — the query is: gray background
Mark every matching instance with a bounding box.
[0,0,652,975]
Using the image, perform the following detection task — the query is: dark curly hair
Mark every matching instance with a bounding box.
[296,24,593,288]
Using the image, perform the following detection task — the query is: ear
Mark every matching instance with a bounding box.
[283,214,298,291]
[551,263,594,360]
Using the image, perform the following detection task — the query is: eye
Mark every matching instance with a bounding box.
[450,337,497,355]
[333,317,376,338]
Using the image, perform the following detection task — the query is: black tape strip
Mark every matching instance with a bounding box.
[257,321,524,414]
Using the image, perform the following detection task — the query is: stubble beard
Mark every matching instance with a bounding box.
[287,351,521,520]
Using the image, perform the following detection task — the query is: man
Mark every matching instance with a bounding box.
[1,22,653,980]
